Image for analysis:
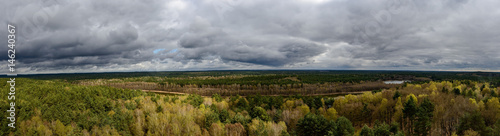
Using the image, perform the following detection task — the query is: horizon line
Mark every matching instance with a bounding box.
[2,69,500,76]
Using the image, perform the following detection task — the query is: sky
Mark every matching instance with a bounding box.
[1,0,499,74]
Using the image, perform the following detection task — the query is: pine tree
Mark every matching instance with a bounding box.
[453,88,461,95]
[441,87,449,93]
[360,125,374,136]
[336,116,355,136]
[250,106,271,121]
[296,114,336,136]
[457,111,486,135]
[374,122,391,136]
[403,95,418,135]
[414,98,434,136]
[393,91,401,100]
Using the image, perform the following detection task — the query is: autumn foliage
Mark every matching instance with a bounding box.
[1,77,500,136]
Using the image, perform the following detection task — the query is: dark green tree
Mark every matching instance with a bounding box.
[205,112,220,129]
[453,88,461,95]
[461,89,467,96]
[441,87,448,93]
[272,109,283,122]
[390,122,399,134]
[457,111,487,136]
[296,114,336,136]
[393,91,401,100]
[219,109,229,123]
[250,106,270,121]
[235,97,249,111]
[360,125,374,136]
[336,116,355,136]
[162,96,170,102]
[484,127,493,136]
[362,103,373,124]
[212,93,223,102]
[491,90,498,97]
[303,97,323,110]
[403,96,418,135]
[466,89,475,97]
[324,98,335,108]
[414,98,435,136]
[493,120,500,135]
[231,113,249,127]
[373,122,390,136]
[170,96,179,102]
[269,96,284,109]
[185,94,204,107]
[156,105,163,113]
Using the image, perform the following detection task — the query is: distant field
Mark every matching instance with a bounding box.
[20,70,499,96]
[8,70,498,83]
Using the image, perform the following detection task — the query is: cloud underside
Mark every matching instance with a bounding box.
[1,0,499,73]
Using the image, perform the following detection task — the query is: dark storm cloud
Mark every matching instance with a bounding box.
[1,0,500,73]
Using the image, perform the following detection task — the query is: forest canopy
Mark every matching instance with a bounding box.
[1,71,500,136]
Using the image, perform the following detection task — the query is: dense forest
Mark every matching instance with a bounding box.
[10,70,500,84]
[1,71,500,136]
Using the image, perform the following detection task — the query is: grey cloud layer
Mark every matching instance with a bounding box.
[1,0,499,73]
